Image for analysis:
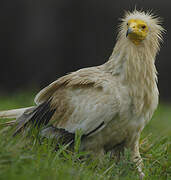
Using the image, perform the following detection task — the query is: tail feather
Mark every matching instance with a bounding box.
[0,120,16,126]
[13,100,55,136]
[0,107,35,129]
[0,100,76,147]
[0,107,34,119]
[0,100,56,137]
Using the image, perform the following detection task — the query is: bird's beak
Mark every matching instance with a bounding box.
[126,27,133,37]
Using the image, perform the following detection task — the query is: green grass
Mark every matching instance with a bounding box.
[0,92,171,180]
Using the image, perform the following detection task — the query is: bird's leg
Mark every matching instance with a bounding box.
[126,134,145,180]
[131,145,144,180]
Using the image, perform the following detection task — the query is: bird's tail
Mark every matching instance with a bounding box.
[0,99,56,136]
[0,107,34,119]
[0,107,34,127]
[0,101,74,146]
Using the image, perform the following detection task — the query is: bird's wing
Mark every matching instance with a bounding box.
[35,66,113,105]
[35,67,119,136]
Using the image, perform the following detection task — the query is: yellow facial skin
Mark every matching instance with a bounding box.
[126,19,148,45]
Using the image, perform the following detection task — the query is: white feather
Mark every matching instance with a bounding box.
[0,107,34,119]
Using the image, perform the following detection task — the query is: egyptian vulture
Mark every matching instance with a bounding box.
[0,10,164,178]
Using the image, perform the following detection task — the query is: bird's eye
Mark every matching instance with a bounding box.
[142,25,146,29]
[127,23,128,26]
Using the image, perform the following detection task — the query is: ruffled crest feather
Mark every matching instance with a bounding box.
[117,9,165,46]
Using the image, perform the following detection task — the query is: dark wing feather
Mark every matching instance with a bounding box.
[13,100,55,136]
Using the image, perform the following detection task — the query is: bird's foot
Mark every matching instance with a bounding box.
[139,171,145,180]
[134,157,145,180]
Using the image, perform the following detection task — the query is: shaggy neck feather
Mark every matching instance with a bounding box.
[104,36,159,116]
